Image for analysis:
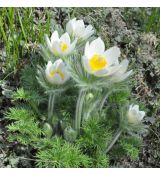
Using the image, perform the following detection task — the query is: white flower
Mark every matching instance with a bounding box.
[45,59,70,85]
[111,59,133,82]
[66,18,94,40]
[127,104,145,124]
[45,31,77,56]
[82,37,122,77]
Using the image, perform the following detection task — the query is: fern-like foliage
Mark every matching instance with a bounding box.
[13,88,45,104]
[12,88,46,116]
[77,116,112,167]
[93,150,110,168]
[119,136,143,160]
[20,65,41,91]
[36,137,91,168]
[109,135,143,161]
[5,108,42,145]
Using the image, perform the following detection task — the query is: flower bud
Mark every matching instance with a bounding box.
[86,93,94,101]
[43,122,53,138]
[66,18,94,40]
[64,126,77,142]
[127,104,145,124]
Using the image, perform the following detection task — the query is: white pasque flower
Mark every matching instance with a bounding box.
[127,104,145,124]
[46,31,77,56]
[66,18,94,40]
[82,37,122,77]
[45,59,70,85]
[111,59,133,82]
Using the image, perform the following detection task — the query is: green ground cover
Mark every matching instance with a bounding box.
[0,8,160,167]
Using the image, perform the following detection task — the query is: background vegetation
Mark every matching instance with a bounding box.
[0,7,160,167]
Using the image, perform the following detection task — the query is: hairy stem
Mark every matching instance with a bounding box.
[29,101,39,115]
[74,89,87,135]
[99,91,112,112]
[48,93,55,123]
[99,88,122,112]
[84,100,99,121]
[105,128,123,153]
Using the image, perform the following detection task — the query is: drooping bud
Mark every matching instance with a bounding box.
[43,122,53,138]
[127,104,145,124]
[64,126,77,142]
[86,92,94,101]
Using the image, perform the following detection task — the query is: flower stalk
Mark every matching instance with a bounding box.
[99,91,112,112]
[74,89,87,135]
[48,93,55,123]
[99,88,123,112]
[105,128,123,153]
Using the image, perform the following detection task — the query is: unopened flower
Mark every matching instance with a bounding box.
[82,37,122,77]
[45,59,70,85]
[127,104,145,124]
[43,122,53,138]
[86,93,94,101]
[64,126,77,142]
[46,31,77,56]
[111,59,132,82]
[66,18,94,40]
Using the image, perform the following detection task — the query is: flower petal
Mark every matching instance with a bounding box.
[60,32,70,44]
[66,38,77,55]
[133,105,139,112]
[139,111,145,121]
[82,29,94,40]
[119,59,129,74]
[45,35,52,52]
[84,42,91,58]
[45,61,52,75]
[51,74,63,84]
[63,71,70,83]
[89,37,105,54]
[105,65,121,76]
[104,46,121,65]
[112,70,133,82]
[85,25,93,33]
[93,64,121,77]
[75,20,85,29]
[66,18,76,34]
[51,31,59,43]
[52,41,61,55]
[82,56,92,73]
[93,67,109,77]
[120,70,133,81]
[54,59,64,70]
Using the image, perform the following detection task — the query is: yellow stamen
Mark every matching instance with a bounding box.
[89,53,108,72]
[60,42,68,52]
[49,69,64,80]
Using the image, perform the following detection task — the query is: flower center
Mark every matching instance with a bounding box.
[49,69,64,80]
[60,42,68,52]
[89,54,108,72]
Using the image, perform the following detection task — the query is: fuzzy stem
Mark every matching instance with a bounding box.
[99,88,121,112]
[99,91,112,112]
[74,89,87,135]
[48,93,55,123]
[105,128,123,153]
